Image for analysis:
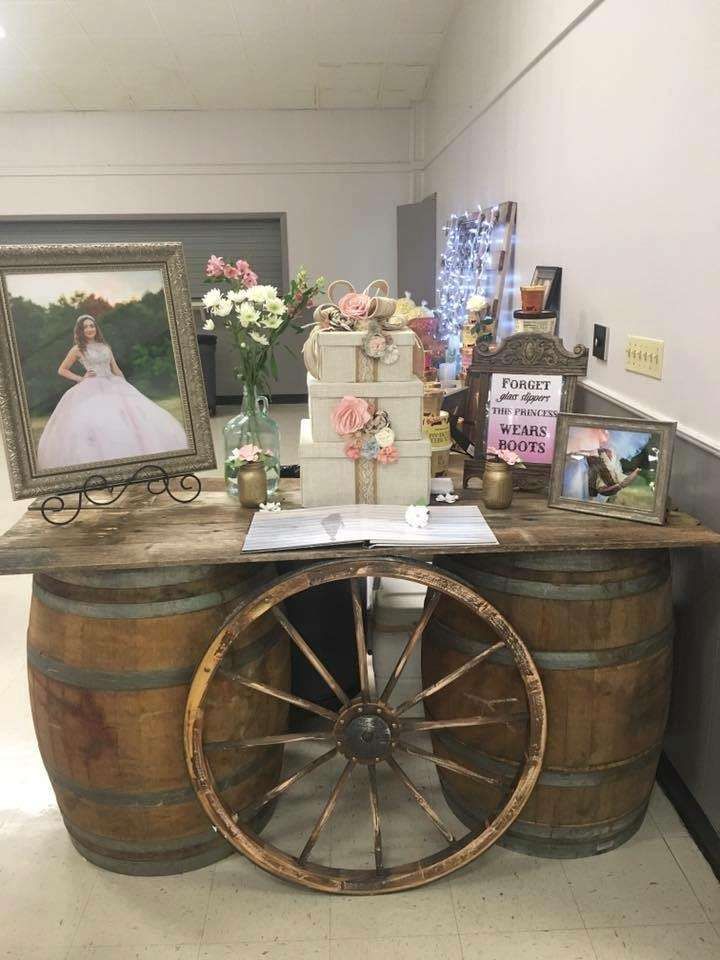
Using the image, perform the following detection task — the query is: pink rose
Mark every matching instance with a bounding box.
[206,255,225,277]
[235,259,250,273]
[331,396,372,436]
[224,264,240,280]
[338,292,371,321]
[243,269,258,286]
[377,444,399,464]
[344,442,361,461]
[364,333,387,358]
[236,443,262,462]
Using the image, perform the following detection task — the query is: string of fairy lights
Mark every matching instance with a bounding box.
[436,204,499,340]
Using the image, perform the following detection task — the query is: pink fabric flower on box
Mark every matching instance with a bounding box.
[344,441,361,461]
[206,255,225,277]
[377,444,399,464]
[331,396,372,436]
[338,292,371,322]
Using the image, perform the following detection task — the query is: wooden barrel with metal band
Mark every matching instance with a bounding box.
[422,550,673,858]
[27,563,289,876]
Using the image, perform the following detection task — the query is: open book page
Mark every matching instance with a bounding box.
[242,505,498,552]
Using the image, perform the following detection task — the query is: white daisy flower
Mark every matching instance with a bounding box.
[202,288,223,309]
[250,331,269,345]
[212,298,233,317]
[238,302,259,327]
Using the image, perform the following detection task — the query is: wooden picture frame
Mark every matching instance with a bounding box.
[548,413,676,525]
[463,333,589,491]
[0,242,215,500]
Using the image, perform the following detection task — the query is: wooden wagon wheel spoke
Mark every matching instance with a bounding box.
[273,606,350,707]
[394,640,505,716]
[351,578,371,700]
[226,672,338,722]
[399,714,528,734]
[185,557,547,895]
[205,731,334,751]
[367,764,383,874]
[380,589,441,703]
[298,759,355,865]
[395,740,501,787]
[237,747,340,817]
[387,756,455,843]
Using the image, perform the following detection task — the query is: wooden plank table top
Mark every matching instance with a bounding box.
[0,459,717,575]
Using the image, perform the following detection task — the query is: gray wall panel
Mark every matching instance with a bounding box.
[397,193,436,305]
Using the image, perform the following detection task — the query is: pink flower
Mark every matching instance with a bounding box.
[235,443,263,463]
[242,269,258,286]
[331,396,372,436]
[206,255,225,277]
[338,292,371,321]
[344,442,361,461]
[488,446,523,466]
[224,263,240,280]
[235,259,250,273]
[377,444,399,464]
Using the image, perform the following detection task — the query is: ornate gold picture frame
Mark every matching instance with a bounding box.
[0,242,215,500]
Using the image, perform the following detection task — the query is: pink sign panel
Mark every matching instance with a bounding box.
[485,373,563,465]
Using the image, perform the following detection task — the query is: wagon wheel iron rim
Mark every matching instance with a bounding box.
[184,557,547,895]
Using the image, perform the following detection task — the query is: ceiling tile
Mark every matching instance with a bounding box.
[313,0,394,35]
[316,62,382,91]
[0,0,84,39]
[124,70,198,109]
[232,0,313,34]
[11,33,106,66]
[102,36,180,70]
[149,0,239,39]
[67,0,162,38]
[393,0,458,35]
[383,63,430,99]
[314,30,389,64]
[379,89,412,108]
[170,34,249,68]
[388,32,443,64]
[0,38,32,67]
[317,87,379,109]
[0,65,72,109]
[49,64,135,110]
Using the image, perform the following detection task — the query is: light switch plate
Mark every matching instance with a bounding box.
[625,336,664,379]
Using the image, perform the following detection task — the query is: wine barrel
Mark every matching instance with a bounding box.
[423,550,673,858]
[27,563,289,876]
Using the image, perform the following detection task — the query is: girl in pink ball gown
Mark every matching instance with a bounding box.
[37,315,188,470]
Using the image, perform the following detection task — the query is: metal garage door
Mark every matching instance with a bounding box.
[0,216,302,398]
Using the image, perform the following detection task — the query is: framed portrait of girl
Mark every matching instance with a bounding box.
[0,242,215,500]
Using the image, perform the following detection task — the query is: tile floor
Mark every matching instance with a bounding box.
[0,405,719,960]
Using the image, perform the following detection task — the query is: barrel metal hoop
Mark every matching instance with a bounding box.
[440,559,669,601]
[27,627,284,691]
[32,578,259,620]
[40,563,276,592]
[426,619,674,670]
[433,731,662,787]
[491,552,660,573]
[46,751,276,807]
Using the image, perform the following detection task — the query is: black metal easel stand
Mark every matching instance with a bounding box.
[39,463,201,526]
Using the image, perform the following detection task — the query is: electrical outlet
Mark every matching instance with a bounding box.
[625,336,664,379]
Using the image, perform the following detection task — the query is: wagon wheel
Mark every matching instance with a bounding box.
[185,558,546,894]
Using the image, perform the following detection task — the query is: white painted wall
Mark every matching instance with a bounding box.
[0,108,413,301]
[422,0,720,450]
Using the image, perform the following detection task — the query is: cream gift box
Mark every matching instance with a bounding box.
[299,419,431,507]
[307,373,423,443]
[306,329,418,383]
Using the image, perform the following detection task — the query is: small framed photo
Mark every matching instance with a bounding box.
[548,413,676,525]
[531,266,562,313]
[0,242,215,500]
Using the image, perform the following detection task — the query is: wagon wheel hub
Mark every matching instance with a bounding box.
[184,557,547,895]
[336,703,396,763]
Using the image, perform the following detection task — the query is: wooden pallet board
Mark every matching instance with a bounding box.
[0,461,717,575]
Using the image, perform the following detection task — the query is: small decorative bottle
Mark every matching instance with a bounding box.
[223,388,281,497]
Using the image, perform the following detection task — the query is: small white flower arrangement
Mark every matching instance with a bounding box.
[405,503,430,528]
[259,501,282,512]
[467,294,488,313]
